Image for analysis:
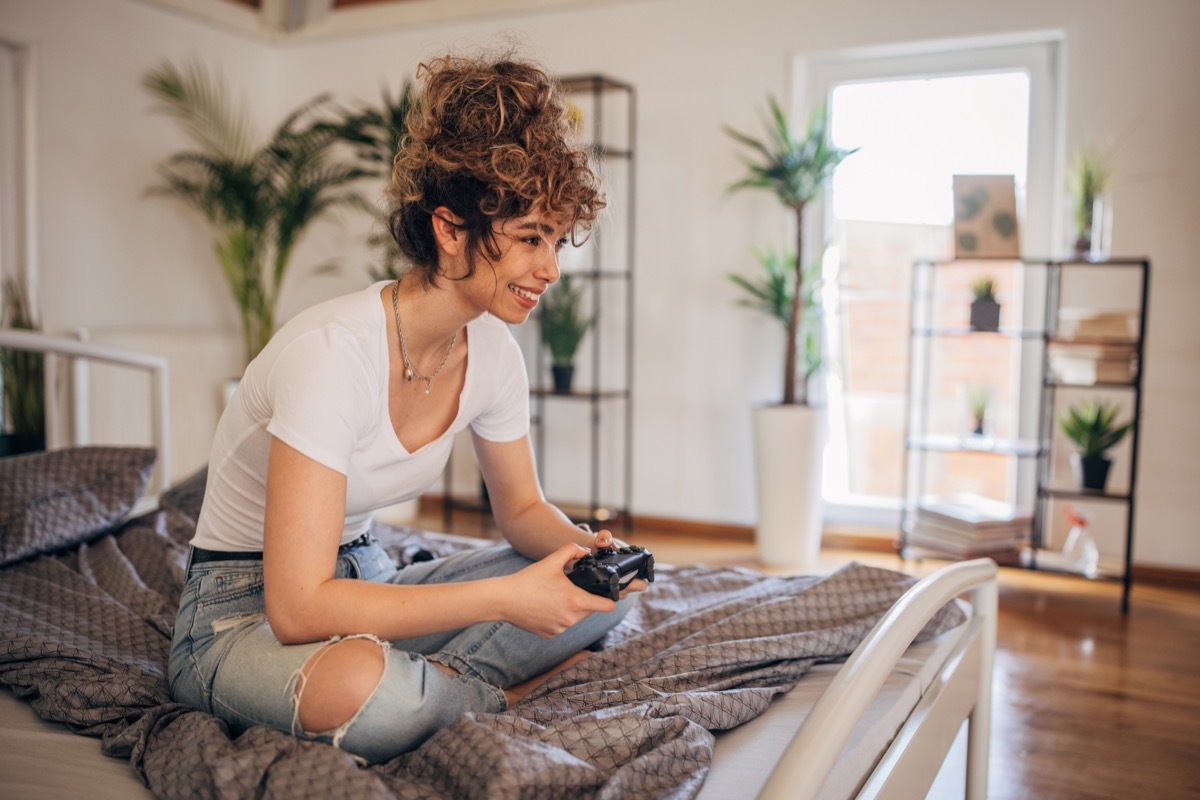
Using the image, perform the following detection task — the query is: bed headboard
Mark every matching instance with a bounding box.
[0,328,171,490]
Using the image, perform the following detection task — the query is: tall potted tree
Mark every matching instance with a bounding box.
[726,97,856,566]
[326,81,417,281]
[142,61,371,367]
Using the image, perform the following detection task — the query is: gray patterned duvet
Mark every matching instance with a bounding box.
[0,496,963,799]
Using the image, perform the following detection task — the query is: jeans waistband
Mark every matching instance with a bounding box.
[190,533,374,565]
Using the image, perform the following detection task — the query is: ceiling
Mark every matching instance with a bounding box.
[134,0,645,42]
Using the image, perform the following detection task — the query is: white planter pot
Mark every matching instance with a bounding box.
[753,405,827,568]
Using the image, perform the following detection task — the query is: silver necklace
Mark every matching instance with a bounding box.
[391,280,457,396]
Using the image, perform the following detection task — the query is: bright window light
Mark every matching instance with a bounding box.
[829,72,1031,225]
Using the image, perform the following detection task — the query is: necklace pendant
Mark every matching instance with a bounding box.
[424,384,432,396]
[405,368,414,381]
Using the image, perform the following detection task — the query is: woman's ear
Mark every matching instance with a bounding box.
[431,207,466,256]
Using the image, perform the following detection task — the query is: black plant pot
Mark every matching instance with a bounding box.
[551,364,575,394]
[969,297,1001,331]
[0,432,46,458]
[1071,452,1112,492]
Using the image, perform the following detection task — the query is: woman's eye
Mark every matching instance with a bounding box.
[555,237,570,250]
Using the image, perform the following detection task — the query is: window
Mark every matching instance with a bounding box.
[0,39,35,300]
[795,33,1063,525]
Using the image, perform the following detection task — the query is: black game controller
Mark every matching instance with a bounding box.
[566,545,655,601]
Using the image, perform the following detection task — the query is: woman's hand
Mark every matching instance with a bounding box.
[590,529,650,598]
[502,544,617,639]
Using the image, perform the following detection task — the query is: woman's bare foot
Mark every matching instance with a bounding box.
[503,650,592,706]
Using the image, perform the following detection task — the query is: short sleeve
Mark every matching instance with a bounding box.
[265,328,377,475]
[469,328,531,442]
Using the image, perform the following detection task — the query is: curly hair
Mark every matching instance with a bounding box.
[386,53,606,285]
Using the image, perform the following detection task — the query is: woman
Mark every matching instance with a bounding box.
[168,52,644,765]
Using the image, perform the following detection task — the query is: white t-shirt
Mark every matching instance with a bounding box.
[190,281,530,552]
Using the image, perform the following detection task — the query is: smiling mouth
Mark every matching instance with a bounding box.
[509,284,539,302]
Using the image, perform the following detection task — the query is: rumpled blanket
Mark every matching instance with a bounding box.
[0,507,963,799]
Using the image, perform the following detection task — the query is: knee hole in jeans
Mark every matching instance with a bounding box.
[292,636,386,736]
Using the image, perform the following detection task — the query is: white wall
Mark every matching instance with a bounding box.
[2,0,1197,570]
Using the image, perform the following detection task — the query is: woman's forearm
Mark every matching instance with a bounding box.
[498,500,597,560]
[267,574,510,645]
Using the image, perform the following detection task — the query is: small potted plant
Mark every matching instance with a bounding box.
[966,384,990,437]
[1059,399,1133,491]
[0,277,45,456]
[969,276,1000,331]
[1067,147,1113,260]
[539,276,592,394]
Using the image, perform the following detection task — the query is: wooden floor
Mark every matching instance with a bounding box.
[415,510,1200,800]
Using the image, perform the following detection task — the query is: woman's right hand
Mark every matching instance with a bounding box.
[502,544,617,639]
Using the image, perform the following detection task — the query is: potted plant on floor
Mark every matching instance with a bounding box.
[0,276,45,456]
[1059,399,1133,491]
[969,276,1001,331]
[538,276,592,394]
[725,97,857,566]
[142,61,371,368]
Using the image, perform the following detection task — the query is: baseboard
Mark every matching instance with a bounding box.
[416,495,1200,587]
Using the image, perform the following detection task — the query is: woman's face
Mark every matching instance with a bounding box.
[461,212,571,325]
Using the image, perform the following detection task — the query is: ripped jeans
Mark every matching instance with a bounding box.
[168,536,636,764]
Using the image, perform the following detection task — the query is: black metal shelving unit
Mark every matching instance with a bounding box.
[900,256,1149,613]
[443,75,636,531]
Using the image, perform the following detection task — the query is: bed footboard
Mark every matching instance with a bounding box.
[757,558,998,800]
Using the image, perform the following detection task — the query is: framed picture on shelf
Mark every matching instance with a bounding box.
[952,174,1020,258]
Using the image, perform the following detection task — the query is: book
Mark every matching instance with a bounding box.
[916,493,1033,530]
[1057,308,1138,341]
[907,493,1032,558]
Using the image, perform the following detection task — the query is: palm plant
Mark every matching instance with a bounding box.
[0,276,45,450]
[727,246,823,381]
[142,61,372,366]
[325,81,417,281]
[726,97,856,406]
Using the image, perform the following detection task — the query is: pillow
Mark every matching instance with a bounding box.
[0,446,157,567]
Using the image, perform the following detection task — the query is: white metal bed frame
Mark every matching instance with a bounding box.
[760,556,997,799]
[0,328,171,489]
[0,330,996,799]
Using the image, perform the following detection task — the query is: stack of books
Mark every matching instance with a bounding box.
[906,493,1032,559]
[1048,341,1138,384]
[1057,308,1138,340]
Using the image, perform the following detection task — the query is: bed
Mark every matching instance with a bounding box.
[0,330,997,799]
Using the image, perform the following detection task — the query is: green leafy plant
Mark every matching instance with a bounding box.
[727,246,823,380]
[972,276,996,302]
[966,385,990,435]
[539,276,593,366]
[725,97,857,405]
[1067,148,1113,256]
[0,276,45,442]
[142,60,371,366]
[325,81,418,281]
[1059,400,1132,458]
